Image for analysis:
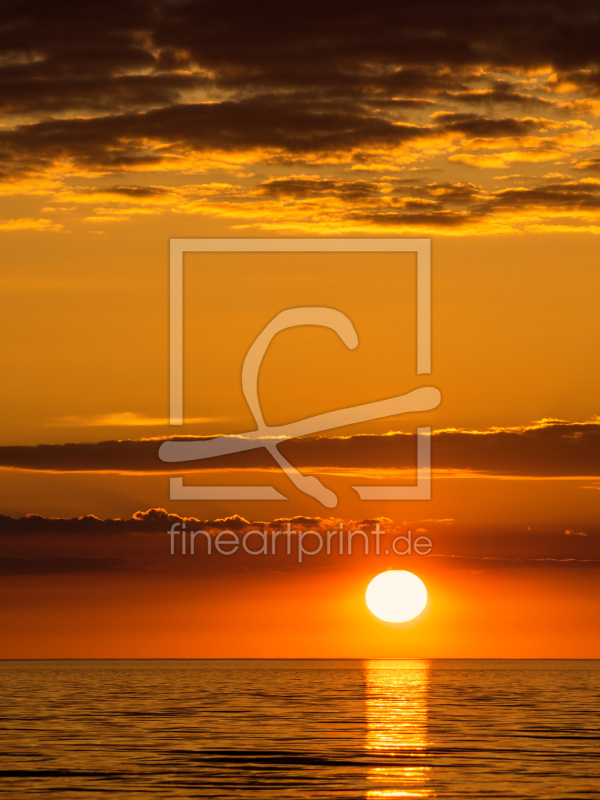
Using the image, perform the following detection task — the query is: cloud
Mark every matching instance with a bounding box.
[574,158,600,171]
[0,218,63,231]
[0,556,137,575]
[428,554,600,569]
[0,107,587,184]
[39,171,600,235]
[4,1,600,112]
[441,87,554,108]
[0,508,392,536]
[489,181,600,212]
[1,512,597,571]
[255,175,382,200]
[551,69,600,95]
[153,1,600,80]
[50,412,221,427]
[437,114,558,138]
[2,2,600,234]
[4,136,600,236]
[0,96,435,178]
[2,418,600,476]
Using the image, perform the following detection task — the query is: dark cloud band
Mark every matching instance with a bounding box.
[1,420,599,476]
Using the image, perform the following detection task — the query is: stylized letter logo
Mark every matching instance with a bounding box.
[162,238,439,506]
[160,307,440,508]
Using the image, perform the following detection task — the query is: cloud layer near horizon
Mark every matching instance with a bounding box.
[1,508,597,575]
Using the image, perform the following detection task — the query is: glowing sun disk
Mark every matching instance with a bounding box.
[366,571,428,623]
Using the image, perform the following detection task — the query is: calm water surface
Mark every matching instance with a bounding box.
[0,660,598,798]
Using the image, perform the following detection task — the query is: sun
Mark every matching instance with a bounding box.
[366,570,428,623]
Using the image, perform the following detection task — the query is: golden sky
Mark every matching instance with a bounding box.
[1,0,599,658]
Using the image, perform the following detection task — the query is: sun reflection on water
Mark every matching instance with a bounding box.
[365,659,431,798]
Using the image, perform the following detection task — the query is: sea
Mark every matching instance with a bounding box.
[0,659,598,798]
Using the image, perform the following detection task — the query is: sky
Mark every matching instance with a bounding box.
[1,0,599,658]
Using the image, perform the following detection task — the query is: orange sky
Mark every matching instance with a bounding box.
[1,2,599,658]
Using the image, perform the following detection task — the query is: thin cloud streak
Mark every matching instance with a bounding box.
[49,412,223,427]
